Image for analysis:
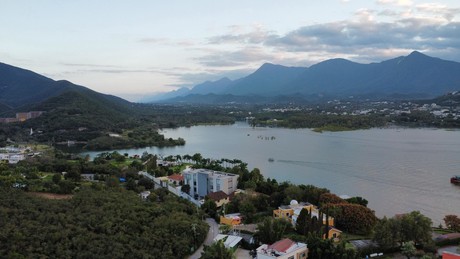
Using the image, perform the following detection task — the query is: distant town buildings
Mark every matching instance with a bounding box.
[0,111,44,123]
[0,146,30,164]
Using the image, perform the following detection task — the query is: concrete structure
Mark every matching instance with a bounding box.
[256,238,308,259]
[183,168,238,198]
[139,191,151,200]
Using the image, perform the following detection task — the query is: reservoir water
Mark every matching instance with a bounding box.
[83,122,460,224]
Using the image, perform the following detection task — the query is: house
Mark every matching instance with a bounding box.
[156,176,169,187]
[213,234,243,250]
[273,200,334,227]
[0,153,25,164]
[220,213,242,226]
[183,168,238,198]
[168,174,184,186]
[256,238,308,259]
[81,174,95,181]
[323,226,342,241]
[207,191,230,207]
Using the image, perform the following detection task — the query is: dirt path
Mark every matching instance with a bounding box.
[28,192,73,200]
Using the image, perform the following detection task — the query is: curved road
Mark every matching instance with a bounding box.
[188,218,219,259]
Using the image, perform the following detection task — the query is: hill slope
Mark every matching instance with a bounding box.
[0,62,71,109]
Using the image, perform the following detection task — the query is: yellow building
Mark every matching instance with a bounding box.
[273,200,334,227]
[220,213,242,226]
[323,227,342,242]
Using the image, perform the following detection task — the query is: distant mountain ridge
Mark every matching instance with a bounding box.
[149,51,460,103]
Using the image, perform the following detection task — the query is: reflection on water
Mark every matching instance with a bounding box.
[81,122,460,224]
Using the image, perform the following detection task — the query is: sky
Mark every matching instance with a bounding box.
[1,0,460,101]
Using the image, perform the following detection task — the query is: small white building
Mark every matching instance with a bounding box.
[140,191,151,200]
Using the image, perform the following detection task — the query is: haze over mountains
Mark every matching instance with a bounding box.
[1,51,460,109]
[146,51,460,104]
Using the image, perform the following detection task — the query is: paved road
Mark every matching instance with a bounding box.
[188,218,219,259]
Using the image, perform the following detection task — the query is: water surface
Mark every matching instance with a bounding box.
[83,122,460,224]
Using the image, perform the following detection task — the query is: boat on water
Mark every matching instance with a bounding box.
[451,176,460,184]
[268,158,274,162]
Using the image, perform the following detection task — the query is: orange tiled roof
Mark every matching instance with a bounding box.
[168,174,184,181]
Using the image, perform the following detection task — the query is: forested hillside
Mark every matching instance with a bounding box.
[0,187,208,259]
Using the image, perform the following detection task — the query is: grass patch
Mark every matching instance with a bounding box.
[40,173,55,181]
[432,227,455,234]
[341,232,373,241]
[313,125,358,133]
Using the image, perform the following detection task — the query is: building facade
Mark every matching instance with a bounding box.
[183,168,238,198]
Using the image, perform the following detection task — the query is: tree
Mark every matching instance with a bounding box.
[125,178,137,191]
[319,193,345,205]
[401,241,416,259]
[324,203,377,235]
[249,168,264,183]
[138,177,154,190]
[345,196,368,207]
[105,176,119,188]
[192,153,202,164]
[373,216,401,250]
[52,173,61,184]
[296,208,310,235]
[239,199,256,223]
[64,169,81,182]
[181,184,190,194]
[202,199,217,218]
[256,217,293,244]
[200,240,235,259]
[400,211,432,246]
[444,215,460,232]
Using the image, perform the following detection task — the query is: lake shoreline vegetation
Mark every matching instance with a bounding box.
[1,148,459,258]
[2,93,460,150]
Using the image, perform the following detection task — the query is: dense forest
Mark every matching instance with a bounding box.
[0,186,208,259]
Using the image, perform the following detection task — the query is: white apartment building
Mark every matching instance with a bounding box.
[183,168,238,198]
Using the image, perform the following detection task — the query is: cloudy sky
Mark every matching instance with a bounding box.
[1,0,460,101]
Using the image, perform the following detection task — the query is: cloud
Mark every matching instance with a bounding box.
[138,37,170,44]
[196,46,276,67]
[376,0,413,7]
[208,26,277,45]
[416,3,460,21]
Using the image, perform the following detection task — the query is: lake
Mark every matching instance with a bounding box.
[82,122,460,225]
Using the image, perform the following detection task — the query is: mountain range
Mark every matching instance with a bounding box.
[0,62,131,114]
[146,51,460,103]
